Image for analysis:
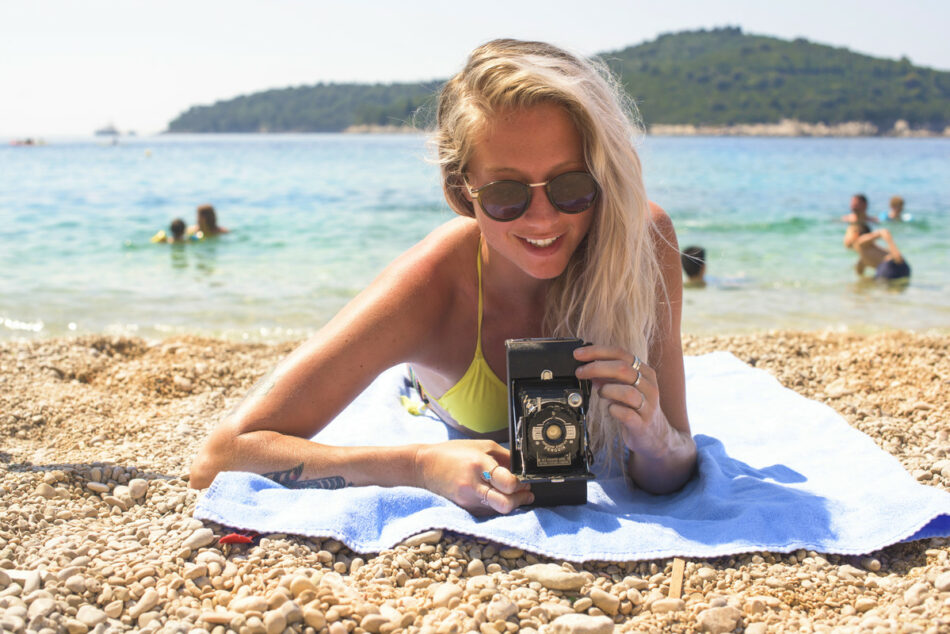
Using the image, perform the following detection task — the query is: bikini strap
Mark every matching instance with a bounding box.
[475,239,485,354]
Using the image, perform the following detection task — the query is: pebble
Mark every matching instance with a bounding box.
[855,597,877,612]
[903,582,928,608]
[400,529,443,547]
[650,598,685,613]
[542,613,614,634]
[27,597,56,619]
[431,582,463,608]
[85,482,109,493]
[183,527,215,549]
[75,605,107,627]
[521,564,587,591]
[129,588,159,619]
[589,588,620,616]
[487,595,518,621]
[934,571,950,592]
[696,606,741,633]
[128,478,148,499]
[467,559,487,576]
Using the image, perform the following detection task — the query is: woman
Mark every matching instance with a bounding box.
[190,39,696,515]
[188,204,229,239]
[843,195,910,280]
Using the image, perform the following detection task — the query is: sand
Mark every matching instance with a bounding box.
[1,331,948,633]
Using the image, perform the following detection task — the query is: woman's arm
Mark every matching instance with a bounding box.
[189,223,533,514]
[574,204,696,494]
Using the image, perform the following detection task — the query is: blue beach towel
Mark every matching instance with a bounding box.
[195,352,950,562]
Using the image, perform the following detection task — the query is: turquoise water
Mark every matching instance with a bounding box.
[1,134,948,341]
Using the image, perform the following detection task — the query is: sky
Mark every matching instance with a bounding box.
[2,0,949,137]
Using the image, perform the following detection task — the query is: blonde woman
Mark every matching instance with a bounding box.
[190,39,696,514]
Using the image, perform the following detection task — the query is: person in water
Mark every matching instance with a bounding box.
[188,204,229,239]
[190,39,697,514]
[887,196,905,222]
[681,245,706,288]
[843,193,910,280]
[151,217,189,244]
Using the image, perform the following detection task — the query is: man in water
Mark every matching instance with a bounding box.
[681,245,706,288]
[843,194,910,280]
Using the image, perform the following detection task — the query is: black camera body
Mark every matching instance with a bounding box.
[506,337,594,506]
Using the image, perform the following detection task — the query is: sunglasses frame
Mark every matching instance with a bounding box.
[463,171,599,222]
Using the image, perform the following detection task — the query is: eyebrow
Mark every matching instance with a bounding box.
[482,160,586,179]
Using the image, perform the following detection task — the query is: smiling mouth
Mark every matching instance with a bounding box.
[522,235,560,248]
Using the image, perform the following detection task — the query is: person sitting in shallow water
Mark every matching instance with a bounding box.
[151,218,189,244]
[188,204,229,239]
[843,194,910,281]
[681,245,706,288]
[887,196,905,222]
[189,39,697,514]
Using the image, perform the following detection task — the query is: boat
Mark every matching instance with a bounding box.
[94,123,119,136]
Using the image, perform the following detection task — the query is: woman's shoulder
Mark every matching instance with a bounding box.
[376,218,479,301]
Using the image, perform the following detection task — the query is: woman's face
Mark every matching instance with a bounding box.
[464,102,594,281]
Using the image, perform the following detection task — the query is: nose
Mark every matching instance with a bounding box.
[520,184,559,224]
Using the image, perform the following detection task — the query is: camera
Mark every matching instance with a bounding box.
[506,337,594,506]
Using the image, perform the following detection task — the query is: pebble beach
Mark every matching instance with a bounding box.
[1,331,948,633]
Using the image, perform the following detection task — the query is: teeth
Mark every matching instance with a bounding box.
[525,236,558,247]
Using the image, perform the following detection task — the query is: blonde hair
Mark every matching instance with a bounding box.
[889,195,904,209]
[434,39,662,463]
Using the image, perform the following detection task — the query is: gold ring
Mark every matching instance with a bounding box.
[480,486,491,506]
[482,463,501,482]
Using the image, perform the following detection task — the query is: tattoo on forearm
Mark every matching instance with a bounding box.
[262,463,348,489]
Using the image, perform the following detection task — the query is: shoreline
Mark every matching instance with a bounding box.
[337,119,950,138]
[1,330,948,632]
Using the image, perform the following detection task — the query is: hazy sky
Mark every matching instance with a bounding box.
[3,0,948,136]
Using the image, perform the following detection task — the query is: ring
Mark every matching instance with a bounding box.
[631,356,642,372]
[633,369,642,388]
[482,464,500,482]
[633,388,645,412]
[480,486,491,506]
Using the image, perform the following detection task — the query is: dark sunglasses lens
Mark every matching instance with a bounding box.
[479,181,529,220]
[548,172,598,213]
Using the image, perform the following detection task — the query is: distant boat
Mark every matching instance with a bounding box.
[95,123,119,136]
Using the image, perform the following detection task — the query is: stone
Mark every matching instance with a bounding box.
[35,483,57,499]
[934,571,950,592]
[542,613,614,634]
[200,611,239,625]
[589,588,619,616]
[0,569,10,589]
[499,548,523,559]
[744,624,768,634]
[103,600,123,618]
[85,482,109,493]
[263,609,286,634]
[521,564,587,591]
[64,618,89,634]
[400,529,443,547]
[231,595,269,613]
[855,597,877,613]
[28,597,56,619]
[128,478,149,499]
[903,582,928,608]
[650,598,685,613]
[487,595,518,621]
[303,607,326,630]
[696,606,741,633]
[129,588,159,619]
[467,559,487,577]
[289,575,316,598]
[431,582,463,608]
[183,528,215,550]
[361,613,389,633]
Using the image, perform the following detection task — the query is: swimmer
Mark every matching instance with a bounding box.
[681,245,706,288]
[151,218,189,244]
[188,204,229,239]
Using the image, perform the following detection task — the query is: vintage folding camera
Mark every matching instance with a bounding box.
[506,337,595,506]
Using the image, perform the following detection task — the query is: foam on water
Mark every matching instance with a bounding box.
[1,134,948,340]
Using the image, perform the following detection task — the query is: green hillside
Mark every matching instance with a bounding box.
[166,28,950,133]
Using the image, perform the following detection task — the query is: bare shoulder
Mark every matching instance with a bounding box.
[380,217,478,301]
[647,202,680,262]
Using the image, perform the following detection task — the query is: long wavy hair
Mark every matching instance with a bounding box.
[433,39,662,464]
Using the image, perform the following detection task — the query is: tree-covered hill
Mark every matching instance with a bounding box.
[166,28,950,133]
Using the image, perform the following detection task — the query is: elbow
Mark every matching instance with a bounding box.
[189,423,237,489]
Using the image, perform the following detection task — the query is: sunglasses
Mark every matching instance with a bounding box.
[464,171,600,221]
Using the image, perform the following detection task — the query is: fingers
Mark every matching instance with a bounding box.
[574,345,655,386]
[477,482,534,515]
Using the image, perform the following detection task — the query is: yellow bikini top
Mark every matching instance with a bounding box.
[417,245,508,435]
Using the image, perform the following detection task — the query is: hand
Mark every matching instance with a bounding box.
[574,344,675,459]
[414,440,534,516]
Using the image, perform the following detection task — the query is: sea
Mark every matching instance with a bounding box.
[1,133,948,342]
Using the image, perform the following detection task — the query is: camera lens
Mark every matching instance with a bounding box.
[544,423,563,442]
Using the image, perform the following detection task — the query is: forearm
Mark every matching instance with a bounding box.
[625,422,697,494]
[189,426,422,490]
